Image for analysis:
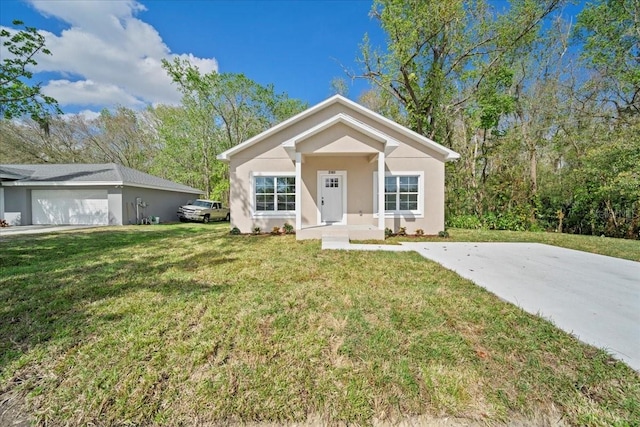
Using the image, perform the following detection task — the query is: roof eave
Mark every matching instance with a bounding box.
[1,181,122,187]
[1,180,202,194]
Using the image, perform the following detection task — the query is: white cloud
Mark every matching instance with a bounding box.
[12,0,218,111]
[44,79,146,108]
[75,110,102,121]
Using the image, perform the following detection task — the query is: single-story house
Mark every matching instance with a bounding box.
[0,163,202,226]
[217,95,460,240]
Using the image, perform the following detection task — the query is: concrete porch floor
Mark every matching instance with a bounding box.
[296,224,384,240]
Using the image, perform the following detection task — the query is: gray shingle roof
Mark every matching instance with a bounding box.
[0,163,202,194]
[0,165,33,180]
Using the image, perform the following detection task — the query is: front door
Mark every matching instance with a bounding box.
[321,175,343,223]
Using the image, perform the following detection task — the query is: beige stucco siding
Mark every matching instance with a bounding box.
[384,156,445,234]
[229,158,294,232]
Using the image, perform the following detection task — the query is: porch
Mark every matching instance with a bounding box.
[296,224,384,241]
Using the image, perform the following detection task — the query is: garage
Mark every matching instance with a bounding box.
[1,163,202,226]
[31,189,109,225]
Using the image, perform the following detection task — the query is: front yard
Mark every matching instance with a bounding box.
[1,223,638,425]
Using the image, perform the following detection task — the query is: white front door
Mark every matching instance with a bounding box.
[321,175,343,223]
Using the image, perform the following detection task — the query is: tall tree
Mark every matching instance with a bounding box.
[0,107,157,169]
[0,116,89,163]
[0,20,61,125]
[85,107,158,171]
[575,0,640,116]
[156,59,307,200]
[151,104,219,197]
[355,0,565,143]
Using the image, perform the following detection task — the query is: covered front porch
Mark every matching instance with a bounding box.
[284,114,399,241]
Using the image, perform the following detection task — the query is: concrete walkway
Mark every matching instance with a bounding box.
[321,236,640,371]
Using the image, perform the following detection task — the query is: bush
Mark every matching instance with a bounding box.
[271,226,281,235]
[229,226,241,235]
[438,230,450,238]
[385,227,393,237]
[415,228,424,236]
[283,223,294,234]
[252,227,261,235]
[483,206,534,231]
[448,207,540,232]
[447,215,482,229]
[397,226,407,236]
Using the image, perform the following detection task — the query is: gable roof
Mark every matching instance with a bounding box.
[281,112,400,159]
[0,163,202,194]
[217,94,460,161]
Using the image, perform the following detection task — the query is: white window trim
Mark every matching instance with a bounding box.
[316,170,347,225]
[373,171,424,218]
[251,172,296,218]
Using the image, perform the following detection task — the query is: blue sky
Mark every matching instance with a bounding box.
[1,1,585,117]
[0,0,386,116]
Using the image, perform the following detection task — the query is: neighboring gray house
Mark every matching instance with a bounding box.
[0,164,202,226]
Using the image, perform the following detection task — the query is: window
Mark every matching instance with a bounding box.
[325,177,339,188]
[374,172,423,216]
[385,176,418,211]
[255,176,295,213]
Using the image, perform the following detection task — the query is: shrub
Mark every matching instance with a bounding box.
[415,228,424,236]
[447,215,482,229]
[229,226,241,235]
[271,226,281,235]
[397,226,407,236]
[252,227,261,235]
[283,223,294,234]
[385,227,393,237]
[438,230,450,238]
[483,207,532,231]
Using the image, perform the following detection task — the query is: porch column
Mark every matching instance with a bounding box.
[295,152,302,231]
[377,151,385,230]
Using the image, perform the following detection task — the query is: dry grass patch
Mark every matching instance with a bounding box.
[0,223,638,426]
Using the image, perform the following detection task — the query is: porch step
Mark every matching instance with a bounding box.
[321,234,350,250]
[297,225,385,241]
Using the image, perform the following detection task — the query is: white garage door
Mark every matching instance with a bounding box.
[31,189,109,225]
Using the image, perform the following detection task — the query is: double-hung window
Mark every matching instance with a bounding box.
[254,175,295,214]
[374,172,423,216]
[386,176,419,211]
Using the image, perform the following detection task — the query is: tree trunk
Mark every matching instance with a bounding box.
[529,148,538,197]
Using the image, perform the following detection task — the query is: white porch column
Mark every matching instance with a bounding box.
[377,151,385,230]
[295,152,302,231]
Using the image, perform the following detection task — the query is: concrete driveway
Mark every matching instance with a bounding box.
[401,242,640,371]
[0,225,104,237]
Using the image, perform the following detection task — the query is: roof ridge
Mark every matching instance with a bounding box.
[110,163,124,182]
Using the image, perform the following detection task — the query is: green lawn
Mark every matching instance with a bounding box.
[1,224,638,426]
